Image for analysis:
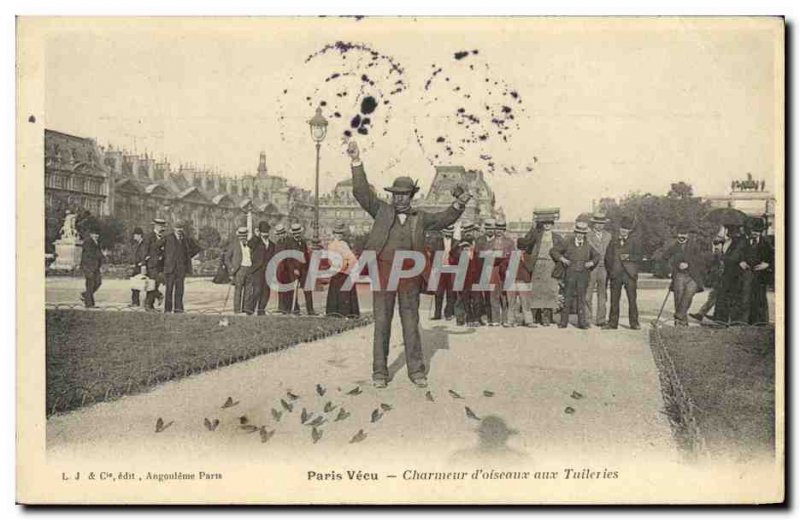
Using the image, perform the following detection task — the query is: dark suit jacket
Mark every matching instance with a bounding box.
[605,232,643,280]
[163,233,201,276]
[279,236,311,283]
[130,239,146,276]
[449,241,482,288]
[80,238,105,273]
[665,238,711,290]
[352,163,463,255]
[741,235,774,285]
[549,235,600,275]
[226,239,248,275]
[143,231,166,275]
[247,236,277,279]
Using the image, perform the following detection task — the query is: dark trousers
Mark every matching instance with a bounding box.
[372,283,425,382]
[697,287,717,317]
[534,309,554,326]
[131,290,140,306]
[608,273,639,328]
[434,274,455,319]
[245,270,271,315]
[164,273,186,313]
[232,269,249,313]
[144,272,163,309]
[455,290,482,325]
[561,271,590,327]
[672,271,699,325]
[740,270,769,325]
[83,271,102,307]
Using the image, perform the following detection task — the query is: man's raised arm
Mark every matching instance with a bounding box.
[347,141,381,218]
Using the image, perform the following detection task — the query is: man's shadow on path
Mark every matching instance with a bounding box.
[387,325,476,380]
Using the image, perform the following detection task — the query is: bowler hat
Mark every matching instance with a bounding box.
[749,218,766,232]
[384,176,420,195]
[574,221,590,234]
[619,216,635,231]
[236,226,248,237]
[676,223,690,235]
[257,221,271,233]
[132,227,144,236]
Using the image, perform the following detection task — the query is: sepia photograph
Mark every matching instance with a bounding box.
[16,15,784,504]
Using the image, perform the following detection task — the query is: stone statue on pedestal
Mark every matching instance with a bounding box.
[49,210,83,271]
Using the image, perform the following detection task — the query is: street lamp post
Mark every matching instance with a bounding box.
[308,107,328,242]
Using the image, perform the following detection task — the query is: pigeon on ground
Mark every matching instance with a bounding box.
[571,391,584,400]
[349,429,367,443]
[380,403,393,412]
[222,397,239,409]
[240,424,259,433]
[239,416,249,425]
[301,408,311,424]
[371,409,383,423]
[280,399,293,413]
[564,406,576,414]
[483,390,495,397]
[259,427,275,444]
[311,426,323,443]
[316,384,326,397]
[323,401,337,413]
[346,386,362,396]
[465,406,480,420]
[308,416,326,427]
[335,408,351,422]
[286,391,300,401]
[155,417,174,433]
[204,418,220,431]
[271,408,282,422]
[448,389,464,399]
[425,391,435,402]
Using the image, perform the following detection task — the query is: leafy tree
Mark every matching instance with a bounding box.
[667,181,694,199]
[198,226,222,250]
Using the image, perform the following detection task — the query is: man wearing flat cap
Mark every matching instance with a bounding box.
[347,140,471,388]
[246,221,278,315]
[549,220,600,329]
[129,227,146,307]
[225,226,252,314]
[162,221,201,313]
[603,215,642,330]
[142,218,167,311]
[663,223,709,326]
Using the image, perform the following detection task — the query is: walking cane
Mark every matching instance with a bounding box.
[654,283,672,324]
[292,278,300,314]
[218,282,233,326]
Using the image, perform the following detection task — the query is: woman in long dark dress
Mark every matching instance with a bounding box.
[325,224,360,317]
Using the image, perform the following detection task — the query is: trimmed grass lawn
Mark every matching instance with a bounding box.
[654,326,775,459]
[46,310,371,416]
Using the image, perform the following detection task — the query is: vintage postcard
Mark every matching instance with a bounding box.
[16,16,784,504]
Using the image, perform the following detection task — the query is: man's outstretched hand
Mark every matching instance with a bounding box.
[347,141,360,162]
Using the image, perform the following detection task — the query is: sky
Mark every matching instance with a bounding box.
[43,17,782,220]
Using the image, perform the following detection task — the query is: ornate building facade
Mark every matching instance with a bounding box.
[45,129,315,246]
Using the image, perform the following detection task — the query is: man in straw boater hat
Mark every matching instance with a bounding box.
[585,211,612,327]
[549,220,600,329]
[517,208,562,326]
[225,226,252,314]
[280,223,316,315]
[346,140,471,388]
[142,217,168,311]
[603,215,643,330]
[129,226,146,307]
[427,224,457,321]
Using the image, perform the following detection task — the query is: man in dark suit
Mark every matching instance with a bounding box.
[225,226,252,313]
[711,225,746,324]
[246,221,278,315]
[286,223,316,315]
[162,221,201,313]
[129,227,146,307]
[79,226,105,308]
[474,218,495,325]
[738,218,773,325]
[425,224,456,320]
[347,140,469,388]
[603,216,642,330]
[663,224,709,326]
[550,221,600,329]
[142,218,167,311]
